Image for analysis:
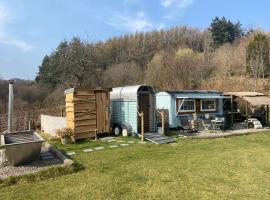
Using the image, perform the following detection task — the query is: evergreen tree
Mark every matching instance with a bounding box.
[209,17,243,47]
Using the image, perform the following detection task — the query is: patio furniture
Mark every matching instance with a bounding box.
[178,116,195,133]
[211,117,225,132]
[201,119,212,133]
[188,119,200,131]
[245,118,263,129]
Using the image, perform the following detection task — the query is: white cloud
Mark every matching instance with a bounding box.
[161,0,173,7]
[102,0,195,33]
[0,35,34,51]
[177,0,194,9]
[0,5,9,27]
[105,12,156,32]
[0,4,34,52]
[161,0,194,9]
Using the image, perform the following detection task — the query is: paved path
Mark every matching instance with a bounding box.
[67,138,139,156]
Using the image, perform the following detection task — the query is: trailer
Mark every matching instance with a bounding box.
[110,85,156,136]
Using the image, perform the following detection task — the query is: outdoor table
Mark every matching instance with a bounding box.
[211,119,224,131]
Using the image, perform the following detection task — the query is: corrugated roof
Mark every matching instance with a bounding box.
[225,91,270,106]
[64,87,111,94]
[165,90,221,95]
[224,92,264,97]
[242,96,270,106]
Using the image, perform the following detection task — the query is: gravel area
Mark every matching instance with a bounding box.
[179,128,270,139]
[0,149,63,180]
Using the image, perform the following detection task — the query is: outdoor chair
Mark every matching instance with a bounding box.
[178,116,194,134]
[201,119,212,133]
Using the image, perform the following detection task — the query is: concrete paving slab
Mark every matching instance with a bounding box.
[138,141,147,144]
[127,141,135,144]
[67,152,76,156]
[120,143,130,146]
[107,139,116,142]
[94,147,105,150]
[109,145,119,148]
[83,149,94,153]
[116,140,125,143]
[100,137,115,141]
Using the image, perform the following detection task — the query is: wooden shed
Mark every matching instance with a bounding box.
[65,88,111,140]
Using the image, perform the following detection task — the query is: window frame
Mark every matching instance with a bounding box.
[200,99,216,112]
[177,99,196,113]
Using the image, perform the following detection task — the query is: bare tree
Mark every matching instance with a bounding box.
[102,62,143,88]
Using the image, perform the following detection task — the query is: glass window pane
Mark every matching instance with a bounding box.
[180,100,195,111]
[201,99,215,110]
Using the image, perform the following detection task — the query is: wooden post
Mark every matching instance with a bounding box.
[141,112,144,142]
[157,109,165,135]
[139,112,144,142]
[230,95,234,129]
[94,129,98,141]
[246,101,249,129]
[60,108,64,117]
[266,105,269,126]
[28,120,32,131]
[161,111,165,135]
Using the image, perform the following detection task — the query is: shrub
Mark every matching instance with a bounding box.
[56,128,74,139]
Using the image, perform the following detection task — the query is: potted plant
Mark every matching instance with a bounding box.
[56,128,75,144]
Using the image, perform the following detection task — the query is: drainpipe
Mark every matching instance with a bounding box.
[7,79,14,133]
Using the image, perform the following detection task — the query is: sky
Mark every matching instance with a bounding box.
[0,0,270,80]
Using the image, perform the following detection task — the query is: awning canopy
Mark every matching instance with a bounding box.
[225,92,270,106]
[225,92,264,97]
[242,96,270,106]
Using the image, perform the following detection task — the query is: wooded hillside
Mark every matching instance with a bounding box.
[1,17,270,110]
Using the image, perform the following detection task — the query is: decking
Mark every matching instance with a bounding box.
[138,132,175,144]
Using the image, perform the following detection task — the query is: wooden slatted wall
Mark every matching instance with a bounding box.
[65,88,110,140]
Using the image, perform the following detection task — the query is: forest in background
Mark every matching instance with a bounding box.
[1,17,270,112]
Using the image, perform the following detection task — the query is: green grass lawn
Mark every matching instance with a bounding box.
[1,133,270,200]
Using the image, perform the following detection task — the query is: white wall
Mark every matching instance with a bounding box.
[41,115,67,136]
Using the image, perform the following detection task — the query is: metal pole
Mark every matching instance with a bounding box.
[8,79,14,133]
